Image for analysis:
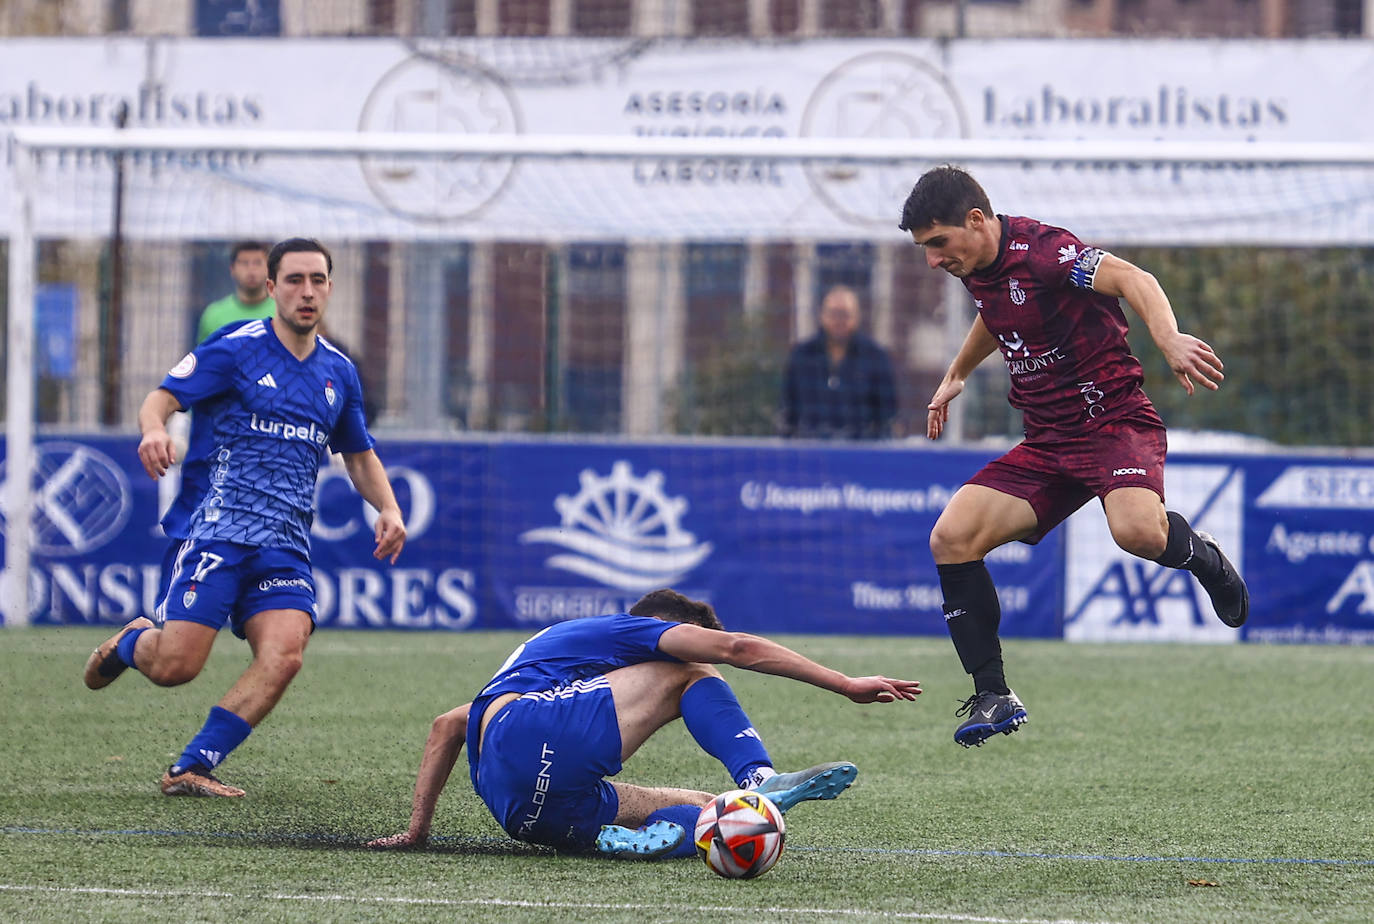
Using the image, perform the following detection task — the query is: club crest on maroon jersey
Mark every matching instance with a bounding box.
[1009,278,1026,305]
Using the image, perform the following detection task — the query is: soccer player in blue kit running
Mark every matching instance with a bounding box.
[83,238,407,798]
[367,589,922,859]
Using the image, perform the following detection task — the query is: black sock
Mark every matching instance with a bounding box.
[937,560,1008,695]
[1154,511,1222,581]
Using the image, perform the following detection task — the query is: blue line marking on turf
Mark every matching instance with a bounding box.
[790,845,1374,867]
[5,827,1372,866]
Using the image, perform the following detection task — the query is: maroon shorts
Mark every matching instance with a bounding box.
[967,418,1167,545]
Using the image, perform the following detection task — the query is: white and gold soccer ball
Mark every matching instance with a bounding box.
[694,789,786,879]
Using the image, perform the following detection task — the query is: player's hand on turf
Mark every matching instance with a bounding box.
[1160,331,1224,395]
[926,379,965,439]
[844,675,921,703]
[373,507,407,564]
[137,429,177,479]
[366,831,425,850]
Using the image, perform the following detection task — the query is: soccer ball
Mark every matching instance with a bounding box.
[694,789,786,879]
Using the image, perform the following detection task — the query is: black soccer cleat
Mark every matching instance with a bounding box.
[1195,531,1249,628]
[954,690,1028,748]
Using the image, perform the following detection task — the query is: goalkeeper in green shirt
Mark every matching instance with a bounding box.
[196,241,274,344]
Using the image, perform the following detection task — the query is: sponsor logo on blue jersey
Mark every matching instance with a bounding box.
[248,413,330,445]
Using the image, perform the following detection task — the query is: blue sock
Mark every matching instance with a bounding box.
[645,804,703,859]
[679,676,771,788]
[115,627,149,672]
[172,706,252,775]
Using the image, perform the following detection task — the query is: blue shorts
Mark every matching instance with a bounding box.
[473,678,624,851]
[157,538,186,606]
[157,539,316,640]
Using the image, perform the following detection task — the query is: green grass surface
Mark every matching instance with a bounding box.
[1,628,1371,922]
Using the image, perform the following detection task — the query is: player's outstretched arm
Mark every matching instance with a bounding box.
[927,315,999,440]
[342,449,407,564]
[367,702,471,850]
[136,388,184,480]
[657,624,921,704]
[1091,253,1224,395]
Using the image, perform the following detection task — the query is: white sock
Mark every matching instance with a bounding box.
[740,766,777,790]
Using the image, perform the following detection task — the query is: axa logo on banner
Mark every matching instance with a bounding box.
[1064,464,1243,643]
[519,460,713,593]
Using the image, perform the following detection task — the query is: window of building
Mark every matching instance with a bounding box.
[500,0,551,35]
[574,0,632,34]
[562,243,627,433]
[693,0,751,35]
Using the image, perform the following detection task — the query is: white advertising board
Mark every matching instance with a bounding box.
[2,38,1371,242]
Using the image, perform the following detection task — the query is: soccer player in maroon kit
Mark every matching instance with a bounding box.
[898,166,1249,748]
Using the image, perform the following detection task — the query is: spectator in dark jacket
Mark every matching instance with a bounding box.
[781,285,897,439]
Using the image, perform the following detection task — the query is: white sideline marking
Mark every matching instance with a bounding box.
[0,884,1116,923]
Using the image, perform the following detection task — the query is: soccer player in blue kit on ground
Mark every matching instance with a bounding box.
[83,238,407,798]
[899,166,1250,748]
[367,589,922,859]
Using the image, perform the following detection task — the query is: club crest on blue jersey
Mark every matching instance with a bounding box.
[325,380,336,406]
[183,587,197,609]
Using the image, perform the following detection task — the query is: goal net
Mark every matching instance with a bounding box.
[3,127,1373,630]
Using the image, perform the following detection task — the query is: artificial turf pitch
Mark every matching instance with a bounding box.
[1,627,1370,922]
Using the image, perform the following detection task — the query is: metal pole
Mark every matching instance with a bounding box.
[101,101,129,426]
[543,247,562,431]
[941,273,969,443]
[4,141,36,627]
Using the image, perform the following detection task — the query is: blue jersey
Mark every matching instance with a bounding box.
[157,318,374,553]
[476,614,681,701]
[468,613,682,791]
[160,320,251,541]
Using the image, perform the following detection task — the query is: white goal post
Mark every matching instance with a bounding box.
[5,127,1374,628]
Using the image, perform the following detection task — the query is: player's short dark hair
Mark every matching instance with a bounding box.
[898,165,994,232]
[629,589,724,630]
[268,238,333,281]
[229,241,269,262]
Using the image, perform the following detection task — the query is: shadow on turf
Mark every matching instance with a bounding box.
[4,825,556,857]
[229,831,559,857]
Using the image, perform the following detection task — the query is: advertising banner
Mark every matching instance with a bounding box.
[3,37,1372,243]
[1244,460,1374,644]
[481,442,1060,636]
[1064,458,1246,644]
[3,435,1371,642]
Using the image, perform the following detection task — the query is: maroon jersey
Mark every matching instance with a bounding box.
[963,215,1162,440]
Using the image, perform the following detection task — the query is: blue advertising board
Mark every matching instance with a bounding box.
[1243,459,1374,644]
[2,436,1371,643]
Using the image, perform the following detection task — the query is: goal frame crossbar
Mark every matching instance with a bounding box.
[5,127,1372,627]
[10,126,1374,165]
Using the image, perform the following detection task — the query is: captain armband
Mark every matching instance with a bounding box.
[1068,247,1108,290]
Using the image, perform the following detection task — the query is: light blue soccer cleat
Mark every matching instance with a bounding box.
[595,820,687,859]
[753,761,858,813]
